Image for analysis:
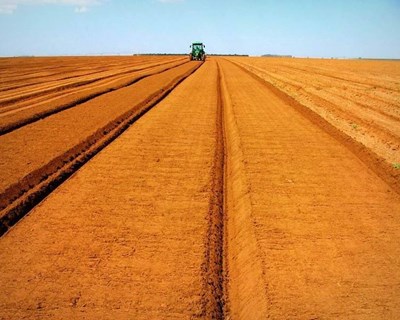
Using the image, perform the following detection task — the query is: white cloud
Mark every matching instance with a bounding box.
[0,3,17,13]
[74,5,87,13]
[0,0,102,14]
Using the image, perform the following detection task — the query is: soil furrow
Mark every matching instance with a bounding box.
[235,61,400,135]
[0,59,190,135]
[234,59,400,121]
[228,59,400,194]
[0,56,399,318]
[219,58,400,318]
[321,87,400,122]
[286,64,400,92]
[218,62,269,319]
[0,56,176,91]
[0,59,220,319]
[0,57,177,92]
[0,58,185,104]
[0,60,183,116]
[0,62,202,236]
[268,65,400,120]
[200,64,225,319]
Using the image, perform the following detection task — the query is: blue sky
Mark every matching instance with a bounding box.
[0,0,399,58]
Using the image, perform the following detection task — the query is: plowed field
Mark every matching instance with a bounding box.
[227,57,400,174]
[0,56,399,319]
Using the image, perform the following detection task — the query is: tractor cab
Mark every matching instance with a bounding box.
[189,42,206,61]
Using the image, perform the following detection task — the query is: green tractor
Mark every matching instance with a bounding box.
[189,42,206,61]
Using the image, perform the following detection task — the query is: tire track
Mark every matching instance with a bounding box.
[218,62,269,319]
[0,62,203,237]
[201,63,225,319]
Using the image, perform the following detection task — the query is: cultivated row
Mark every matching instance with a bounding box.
[0,57,399,319]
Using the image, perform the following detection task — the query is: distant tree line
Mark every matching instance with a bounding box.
[208,54,249,57]
[262,54,293,58]
[133,53,249,57]
[133,53,187,56]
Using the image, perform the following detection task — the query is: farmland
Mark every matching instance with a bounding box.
[0,56,400,319]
